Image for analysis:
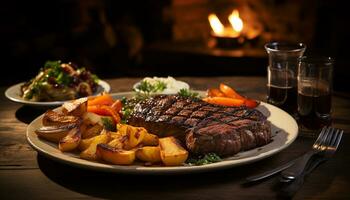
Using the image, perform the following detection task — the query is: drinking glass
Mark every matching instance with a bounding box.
[297,56,333,135]
[265,42,306,115]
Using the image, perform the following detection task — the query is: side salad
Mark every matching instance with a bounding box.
[21,60,99,102]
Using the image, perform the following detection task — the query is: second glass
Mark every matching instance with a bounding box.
[297,56,333,133]
[265,42,306,115]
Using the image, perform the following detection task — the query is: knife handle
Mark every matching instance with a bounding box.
[280,150,317,180]
[244,159,296,183]
[280,156,327,198]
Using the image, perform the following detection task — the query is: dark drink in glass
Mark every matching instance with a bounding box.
[267,85,297,114]
[297,56,333,136]
[265,42,306,115]
[298,81,332,130]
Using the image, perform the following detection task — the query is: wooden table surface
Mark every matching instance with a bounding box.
[1,77,349,200]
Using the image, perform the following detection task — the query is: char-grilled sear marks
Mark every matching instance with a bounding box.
[128,95,271,156]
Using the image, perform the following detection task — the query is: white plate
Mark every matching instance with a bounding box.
[26,91,298,175]
[5,80,110,107]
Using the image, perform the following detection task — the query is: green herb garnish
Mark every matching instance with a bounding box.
[178,88,199,98]
[136,80,167,93]
[101,117,116,131]
[44,60,61,70]
[186,153,222,165]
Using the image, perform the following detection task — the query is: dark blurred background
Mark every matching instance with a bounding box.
[1,0,349,92]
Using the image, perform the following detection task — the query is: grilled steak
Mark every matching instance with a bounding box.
[128,95,271,156]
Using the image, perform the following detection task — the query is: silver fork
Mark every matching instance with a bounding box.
[280,127,343,197]
[244,126,329,183]
[281,126,340,181]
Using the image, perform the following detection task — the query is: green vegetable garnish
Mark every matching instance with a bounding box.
[186,153,222,165]
[178,88,199,98]
[44,60,61,70]
[21,60,99,101]
[136,80,167,93]
[101,117,116,131]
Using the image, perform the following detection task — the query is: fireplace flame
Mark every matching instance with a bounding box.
[208,14,224,36]
[208,9,244,38]
[228,9,243,33]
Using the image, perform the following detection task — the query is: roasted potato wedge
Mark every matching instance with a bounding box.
[80,130,110,161]
[82,112,105,126]
[142,133,159,146]
[81,123,103,139]
[136,146,161,163]
[78,137,95,151]
[42,110,81,126]
[117,124,146,149]
[35,123,77,142]
[96,144,135,165]
[62,97,88,117]
[108,138,124,149]
[59,127,81,152]
[159,137,188,166]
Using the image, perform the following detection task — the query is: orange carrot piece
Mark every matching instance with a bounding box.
[202,97,245,107]
[88,94,114,106]
[87,105,121,123]
[87,105,111,116]
[100,105,121,123]
[219,83,245,100]
[244,99,259,108]
[207,88,225,97]
[111,100,122,113]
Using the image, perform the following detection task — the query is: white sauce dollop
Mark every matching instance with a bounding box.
[134,76,190,94]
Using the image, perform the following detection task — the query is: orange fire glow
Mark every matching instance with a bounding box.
[228,9,243,33]
[208,9,244,38]
[208,14,225,36]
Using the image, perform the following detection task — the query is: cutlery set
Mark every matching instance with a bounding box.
[244,126,344,197]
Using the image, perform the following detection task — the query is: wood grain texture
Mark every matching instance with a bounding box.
[0,77,349,199]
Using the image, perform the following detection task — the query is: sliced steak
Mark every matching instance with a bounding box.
[128,95,271,156]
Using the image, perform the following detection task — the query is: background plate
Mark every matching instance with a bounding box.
[26,91,298,174]
[5,80,110,107]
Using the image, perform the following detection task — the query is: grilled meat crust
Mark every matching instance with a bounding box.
[128,95,271,156]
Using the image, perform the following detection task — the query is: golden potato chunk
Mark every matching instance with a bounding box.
[159,137,188,166]
[80,130,110,161]
[59,127,81,152]
[81,123,103,139]
[136,146,161,163]
[96,144,135,165]
[62,97,88,117]
[117,124,146,149]
[142,133,159,146]
[78,137,95,151]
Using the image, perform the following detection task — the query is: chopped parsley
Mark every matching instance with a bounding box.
[186,153,222,165]
[101,117,116,131]
[136,80,167,93]
[178,88,199,99]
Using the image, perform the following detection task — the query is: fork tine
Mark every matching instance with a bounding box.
[329,128,340,148]
[313,126,327,147]
[323,127,335,148]
[333,129,344,150]
[314,126,330,149]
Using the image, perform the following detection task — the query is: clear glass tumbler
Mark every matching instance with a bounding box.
[265,42,306,115]
[297,56,333,135]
